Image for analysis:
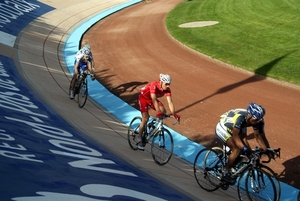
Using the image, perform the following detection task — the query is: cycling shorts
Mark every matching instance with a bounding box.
[138,94,163,113]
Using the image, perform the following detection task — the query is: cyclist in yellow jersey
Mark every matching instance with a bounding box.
[215,103,271,183]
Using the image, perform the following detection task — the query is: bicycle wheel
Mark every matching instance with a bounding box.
[150,128,173,165]
[238,168,276,201]
[193,148,223,191]
[69,77,75,99]
[127,117,142,150]
[78,79,88,108]
[259,164,281,201]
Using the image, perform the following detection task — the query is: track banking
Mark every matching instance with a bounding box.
[0,0,39,28]
[0,0,53,46]
[0,60,137,177]
[0,43,191,201]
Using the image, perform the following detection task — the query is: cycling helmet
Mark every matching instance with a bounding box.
[83,44,90,50]
[82,45,90,55]
[159,73,172,84]
[247,102,266,121]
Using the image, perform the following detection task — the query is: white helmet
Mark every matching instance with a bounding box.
[83,44,90,50]
[159,73,172,84]
[82,45,90,55]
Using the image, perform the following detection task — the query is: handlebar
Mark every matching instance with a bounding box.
[252,147,281,163]
[153,114,180,125]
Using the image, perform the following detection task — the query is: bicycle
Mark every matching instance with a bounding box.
[69,72,89,108]
[127,114,179,165]
[193,146,281,201]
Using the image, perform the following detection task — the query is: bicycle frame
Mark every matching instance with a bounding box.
[127,115,179,165]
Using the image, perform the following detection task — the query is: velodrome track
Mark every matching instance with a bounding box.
[0,0,298,200]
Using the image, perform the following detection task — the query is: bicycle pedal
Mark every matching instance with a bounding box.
[220,183,229,190]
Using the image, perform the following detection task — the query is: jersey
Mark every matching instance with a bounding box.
[140,81,171,99]
[220,108,265,135]
[75,49,93,63]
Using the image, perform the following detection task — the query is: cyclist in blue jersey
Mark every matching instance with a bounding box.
[215,102,271,183]
[69,49,95,99]
[76,44,95,69]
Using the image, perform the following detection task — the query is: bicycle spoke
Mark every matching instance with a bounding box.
[127,117,142,150]
[78,80,88,108]
[193,148,223,191]
[151,129,173,165]
[245,169,276,201]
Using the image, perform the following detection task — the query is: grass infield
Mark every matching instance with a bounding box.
[166,0,300,85]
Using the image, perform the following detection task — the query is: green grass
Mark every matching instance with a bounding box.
[166,0,300,85]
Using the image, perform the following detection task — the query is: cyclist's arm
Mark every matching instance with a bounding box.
[151,93,161,112]
[87,61,93,73]
[90,52,95,68]
[232,127,245,149]
[166,95,175,114]
[253,129,269,151]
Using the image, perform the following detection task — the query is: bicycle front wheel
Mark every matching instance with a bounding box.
[150,128,173,165]
[193,148,223,191]
[127,117,142,150]
[78,79,88,108]
[259,164,281,201]
[237,168,277,201]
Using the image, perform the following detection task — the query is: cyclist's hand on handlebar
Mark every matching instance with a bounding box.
[242,146,252,157]
[156,112,164,118]
[173,114,181,121]
[265,148,280,160]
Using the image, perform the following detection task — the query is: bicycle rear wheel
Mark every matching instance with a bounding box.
[78,79,88,108]
[127,117,142,150]
[238,168,276,201]
[193,148,223,191]
[150,128,173,165]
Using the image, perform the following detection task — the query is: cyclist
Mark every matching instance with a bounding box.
[69,51,95,99]
[136,73,180,150]
[215,102,271,183]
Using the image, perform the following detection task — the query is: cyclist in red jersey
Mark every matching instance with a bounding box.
[137,74,180,150]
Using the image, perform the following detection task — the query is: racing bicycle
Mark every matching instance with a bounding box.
[193,146,281,201]
[69,72,89,108]
[127,114,179,165]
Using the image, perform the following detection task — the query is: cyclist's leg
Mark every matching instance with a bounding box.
[70,61,80,99]
[72,62,80,89]
[137,95,150,150]
[215,122,237,183]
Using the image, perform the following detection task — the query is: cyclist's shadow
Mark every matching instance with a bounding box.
[113,81,148,108]
[114,81,148,94]
[278,155,300,189]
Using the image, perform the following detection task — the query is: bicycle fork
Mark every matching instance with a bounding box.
[157,131,165,148]
[249,169,266,193]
